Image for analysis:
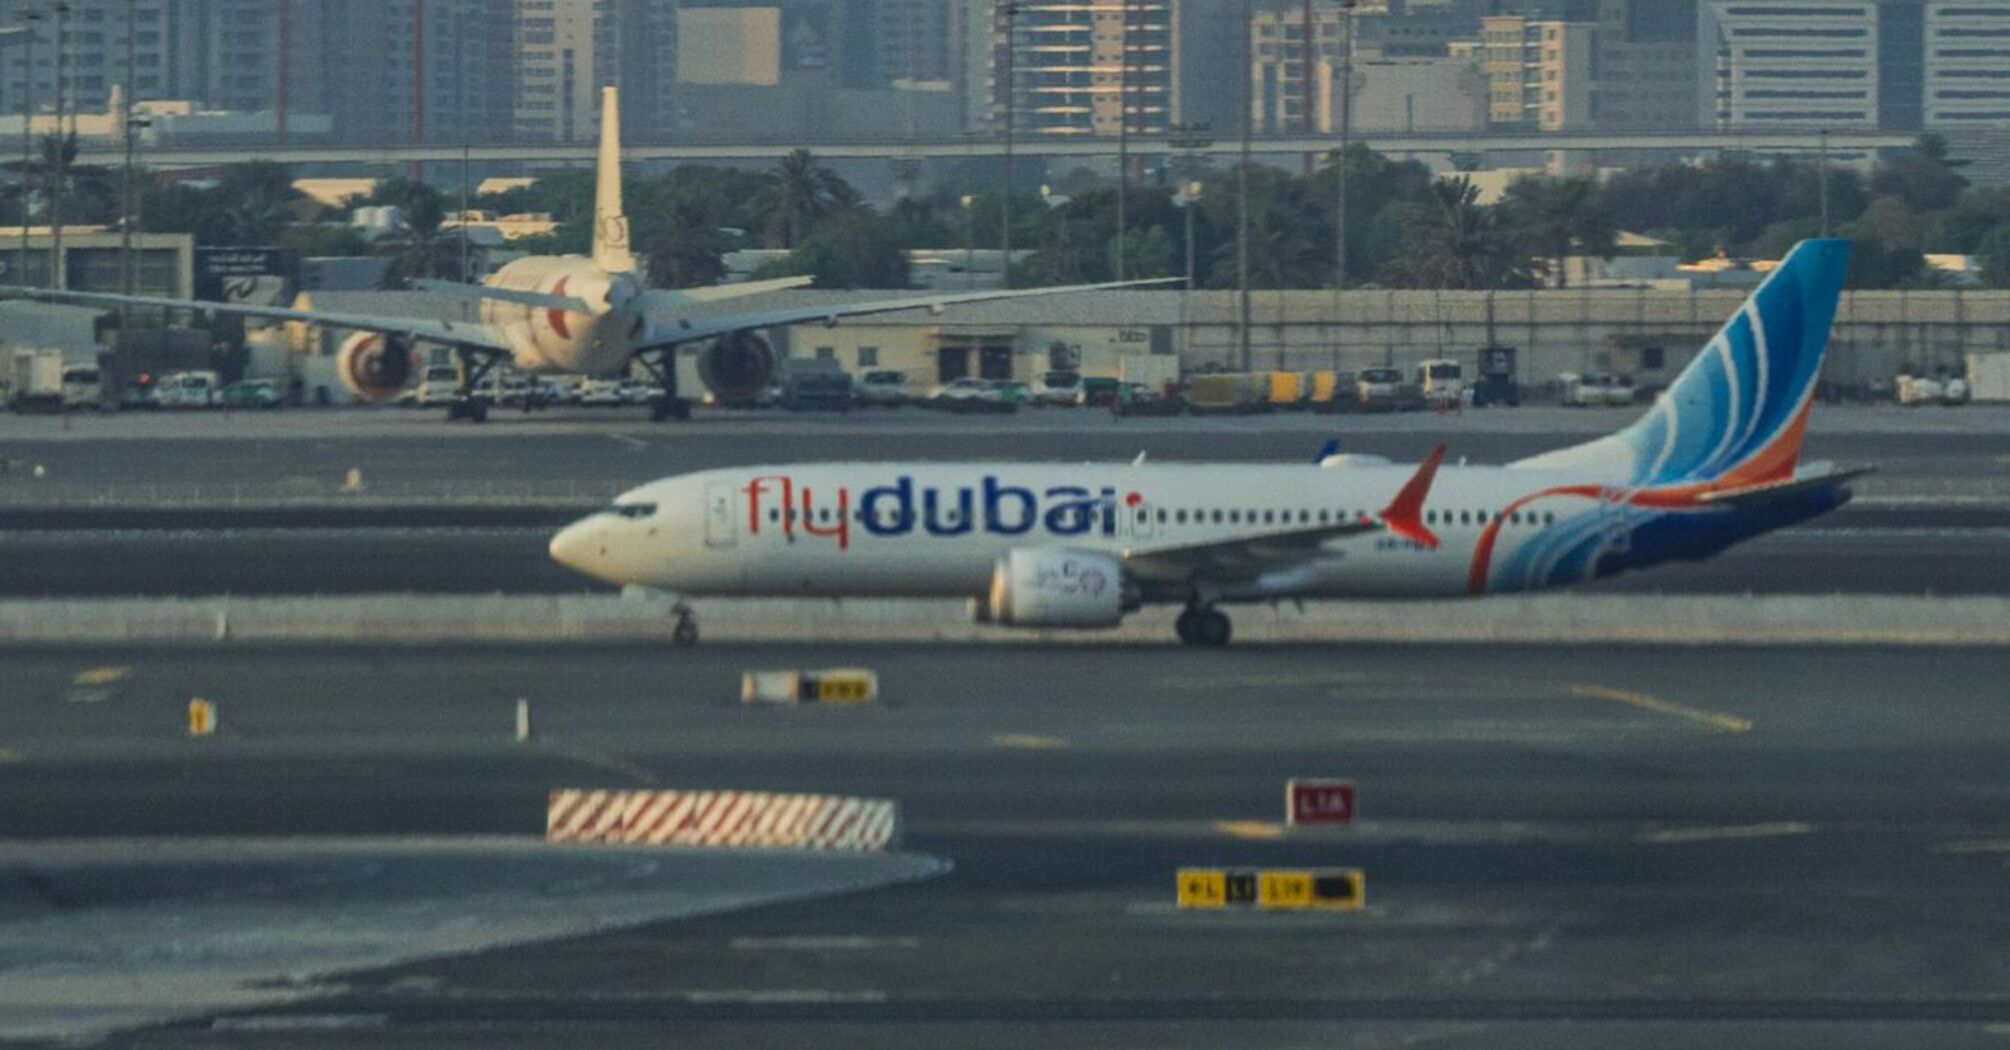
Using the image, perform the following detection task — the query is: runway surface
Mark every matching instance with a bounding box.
[0,405,2004,506]
[3,643,2007,1047]
[1,522,2005,597]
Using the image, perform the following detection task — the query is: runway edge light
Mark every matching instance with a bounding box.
[187,699,216,738]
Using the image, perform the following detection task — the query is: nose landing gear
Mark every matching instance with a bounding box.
[670,600,699,647]
[1174,604,1232,648]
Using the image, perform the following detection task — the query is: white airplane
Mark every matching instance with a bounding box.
[552,239,1868,647]
[1,87,1154,422]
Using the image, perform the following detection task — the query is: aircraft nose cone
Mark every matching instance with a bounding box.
[549,519,604,577]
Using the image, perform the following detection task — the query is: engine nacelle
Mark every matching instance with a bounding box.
[984,548,1126,629]
[698,331,777,404]
[336,332,417,402]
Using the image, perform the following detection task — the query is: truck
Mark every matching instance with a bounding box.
[1264,371,1308,410]
[779,359,854,412]
[1470,346,1521,407]
[1356,366,1426,412]
[1184,372,1266,414]
[7,349,65,412]
[1119,354,1182,396]
[1964,353,2010,403]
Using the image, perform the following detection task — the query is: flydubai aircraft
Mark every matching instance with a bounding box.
[551,239,1868,647]
[1,87,1149,422]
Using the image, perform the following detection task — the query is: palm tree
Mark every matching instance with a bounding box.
[643,193,728,289]
[765,149,854,249]
[4,133,119,227]
[1384,177,1531,290]
[377,191,467,287]
[1502,176,1618,288]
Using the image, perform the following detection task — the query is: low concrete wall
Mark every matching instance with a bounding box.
[1,594,2004,646]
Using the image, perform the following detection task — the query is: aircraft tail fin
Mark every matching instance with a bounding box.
[592,86,636,274]
[1515,238,1851,490]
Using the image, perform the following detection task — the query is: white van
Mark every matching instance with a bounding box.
[60,366,103,410]
[1415,359,1466,407]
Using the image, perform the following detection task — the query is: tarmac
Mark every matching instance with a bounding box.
[0,643,2006,1047]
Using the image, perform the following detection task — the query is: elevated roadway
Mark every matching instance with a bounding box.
[85,129,1919,171]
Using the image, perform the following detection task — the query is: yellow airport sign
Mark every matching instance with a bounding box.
[187,699,216,737]
[1177,867,1363,911]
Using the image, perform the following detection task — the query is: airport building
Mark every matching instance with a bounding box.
[1922,1,2010,128]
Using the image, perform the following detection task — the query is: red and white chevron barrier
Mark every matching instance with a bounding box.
[546,789,899,852]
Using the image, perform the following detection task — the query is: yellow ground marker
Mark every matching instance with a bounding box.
[1569,684,1752,733]
[73,667,131,687]
[187,699,217,737]
[1213,820,1287,840]
[991,734,1070,750]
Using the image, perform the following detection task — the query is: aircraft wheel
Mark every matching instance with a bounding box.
[1191,609,1232,648]
[468,400,489,424]
[1174,609,1197,646]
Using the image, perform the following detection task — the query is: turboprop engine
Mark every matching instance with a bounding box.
[335,332,417,402]
[976,548,1128,629]
[698,331,777,404]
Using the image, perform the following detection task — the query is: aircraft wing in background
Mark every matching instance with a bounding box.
[0,285,517,353]
[637,279,1179,352]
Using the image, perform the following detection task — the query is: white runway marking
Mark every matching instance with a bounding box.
[730,936,919,951]
[1638,822,1814,844]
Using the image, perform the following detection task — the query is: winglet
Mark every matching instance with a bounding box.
[1378,445,1447,549]
[1313,438,1341,464]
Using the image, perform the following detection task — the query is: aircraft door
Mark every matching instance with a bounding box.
[704,481,738,548]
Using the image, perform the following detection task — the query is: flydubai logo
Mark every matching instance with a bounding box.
[746,475,1142,551]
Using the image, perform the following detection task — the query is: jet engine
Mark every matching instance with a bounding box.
[979,548,1127,629]
[336,332,417,402]
[698,331,777,404]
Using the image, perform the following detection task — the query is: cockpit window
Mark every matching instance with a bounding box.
[607,503,657,520]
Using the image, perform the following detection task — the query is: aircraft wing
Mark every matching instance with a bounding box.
[1125,519,1384,579]
[637,279,1178,351]
[1697,465,1876,507]
[1124,446,1448,583]
[0,286,517,353]
[639,275,816,310]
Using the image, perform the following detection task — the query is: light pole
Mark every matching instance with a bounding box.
[999,1,1016,290]
[1238,0,1254,372]
[1115,0,1130,283]
[48,1,67,290]
[960,193,976,289]
[120,0,136,306]
[10,8,36,287]
[1333,0,1357,291]
[1175,179,1201,361]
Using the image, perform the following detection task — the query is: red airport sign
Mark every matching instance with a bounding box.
[1286,779,1356,827]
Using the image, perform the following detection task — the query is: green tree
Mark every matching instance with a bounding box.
[1974,226,2010,288]
[1379,177,1531,290]
[1871,134,1969,213]
[376,189,468,286]
[1503,175,1618,288]
[752,210,908,289]
[640,194,728,289]
[5,133,120,227]
[765,149,856,249]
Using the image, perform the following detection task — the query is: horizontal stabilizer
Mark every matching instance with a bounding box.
[1696,465,1876,507]
[410,279,591,314]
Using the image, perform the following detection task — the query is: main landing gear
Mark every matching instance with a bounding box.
[670,599,699,647]
[636,347,691,423]
[447,347,504,424]
[1175,604,1232,648]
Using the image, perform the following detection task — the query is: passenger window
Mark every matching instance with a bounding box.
[1229,510,1241,524]
[1176,510,1187,524]
[1426,511,1437,525]
[1212,510,1223,524]
[1545,512,1557,525]
[1262,511,1274,525]
[1318,509,1330,523]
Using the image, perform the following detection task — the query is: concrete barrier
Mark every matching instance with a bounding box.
[0,594,2005,646]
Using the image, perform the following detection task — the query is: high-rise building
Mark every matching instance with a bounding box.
[322,0,519,146]
[514,0,595,142]
[1472,14,1594,131]
[975,0,1178,138]
[594,0,679,140]
[0,0,207,118]
[1922,1,2009,129]
[1585,0,1697,131]
[868,0,957,85]
[1704,1,1880,129]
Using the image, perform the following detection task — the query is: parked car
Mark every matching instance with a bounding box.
[781,365,855,412]
[992,379,1032,408]
[929,376,1016,413]
[618,378,654,406]
[1115,381,1182,416]
[854,370,909,408]
[219,378,283,409]
[1078,376,1121,408]
[415,365,461,408]
[1032,370,1084,406]
[579,378,625,407]
[1356,367,1426,412]
[153,370,221,409]
[1560,371,1637,408]
[60,365,104,411]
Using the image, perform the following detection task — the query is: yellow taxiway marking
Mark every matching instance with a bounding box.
[72,666,131,686]
[991,734,1071,750]
[1213,820,1288,840]
[1639,822,1813,844]
[1569,684,1753,733]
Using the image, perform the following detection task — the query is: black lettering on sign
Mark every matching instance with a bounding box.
[1225,872,1258,904]
[1313,874,1357,901]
